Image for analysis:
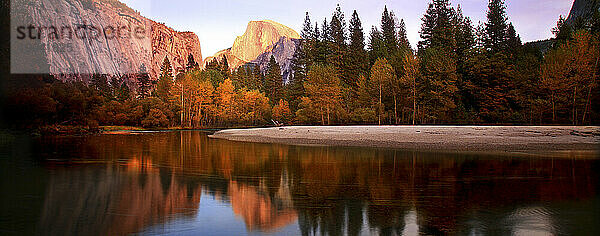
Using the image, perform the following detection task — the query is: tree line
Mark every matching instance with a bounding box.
[288,0,599,125]
[2,0,599,131]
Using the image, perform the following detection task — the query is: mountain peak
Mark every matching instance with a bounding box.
[230,20,300,63]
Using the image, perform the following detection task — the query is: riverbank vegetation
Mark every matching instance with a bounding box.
[1,0,599,132]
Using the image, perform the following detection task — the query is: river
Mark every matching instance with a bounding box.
[1,131,598,235]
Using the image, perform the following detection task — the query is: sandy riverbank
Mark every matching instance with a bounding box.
[210,126,600,155]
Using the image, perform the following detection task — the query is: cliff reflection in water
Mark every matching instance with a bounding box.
[34,131,599,235]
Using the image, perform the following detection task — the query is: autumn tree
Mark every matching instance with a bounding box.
[272,99,292,123]
[190,78,214,128]
[305,64,342,125]
[350,74,376,123]
[541,30,599,124]
[370,58,394,125]
[216,79,238,124]
[401,53,420,125]
[240,89,270,125]
[420,48,458,123]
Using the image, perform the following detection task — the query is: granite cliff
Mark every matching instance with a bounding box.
[525,0,599,54]
[566,0,600,24]
[151,22,203,77]
[250,37,301,84]
[11,0,202,82]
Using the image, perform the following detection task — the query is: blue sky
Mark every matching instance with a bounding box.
[121,0,574,59]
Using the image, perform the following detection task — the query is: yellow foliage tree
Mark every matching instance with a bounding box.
[272,99,292,124]
[216,79,238,124]
[401,53,420,125]
[241,89,270,125]
[370,58,395,125]
[305,64,342,125]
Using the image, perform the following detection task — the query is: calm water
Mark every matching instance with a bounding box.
[1,131,599,235]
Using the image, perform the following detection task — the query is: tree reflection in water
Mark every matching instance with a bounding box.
[7,131,598,235]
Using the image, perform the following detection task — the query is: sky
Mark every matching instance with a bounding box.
[120,0,574,59]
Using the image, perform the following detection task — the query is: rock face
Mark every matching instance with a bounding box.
[231,20,300,63]
[11,0,202,82]
[566,0,600,24]
[525,0,598,54]
[204,20,301,78]
[202,48,247,70]
[151,22,203,78]
[250,37,301,84]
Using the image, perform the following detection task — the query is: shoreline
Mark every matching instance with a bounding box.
[209,126,600,156]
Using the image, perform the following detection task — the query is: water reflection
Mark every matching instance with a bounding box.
[1,131,599,235]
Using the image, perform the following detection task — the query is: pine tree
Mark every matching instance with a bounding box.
[505,23,522,54]
[419,2,437,50]
[397,19,411,51]
[289,12,310,111]
[186,54,198,71]
[381,6,398,56]
[368,26,385,64]
[205,59,219,71]
[348,11,365,48]
[321,18,331,42]
[552,16,572,45]
[301,12,314,39]
[311,22,326,64]
[320,18,332,63]
[264,55,283,103]
[156,57,173,102]
[298,12,315,70]
[219,56,230,79]
[91,74,110,98]
[329,4,348,86]
[475,22,487,48]
[330,4,346,46]
[116,79,131,102]
[485,0,509,53]
[454,5,475,60]
[419,0,455,51]
[347,10,369,89]
[286,65,305,112]
[136,63,152,98]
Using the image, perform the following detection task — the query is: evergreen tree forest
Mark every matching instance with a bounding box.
[2,0,599,132]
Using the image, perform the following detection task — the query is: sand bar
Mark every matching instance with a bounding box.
[210,126,600,156]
